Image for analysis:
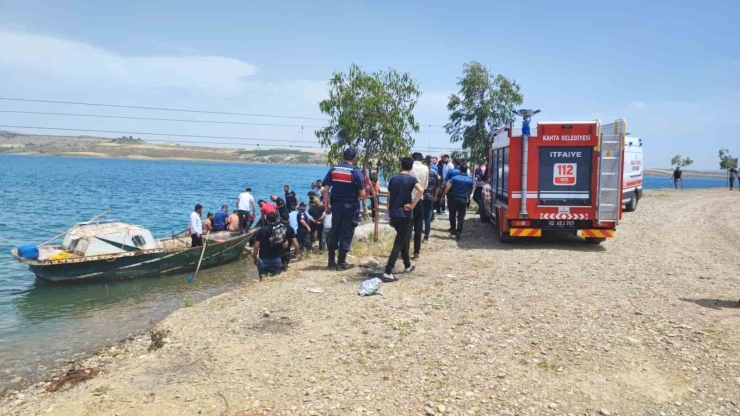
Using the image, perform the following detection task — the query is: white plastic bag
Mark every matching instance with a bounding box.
[358,278,383,296]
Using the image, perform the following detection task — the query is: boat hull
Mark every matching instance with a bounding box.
[21,234,251,283]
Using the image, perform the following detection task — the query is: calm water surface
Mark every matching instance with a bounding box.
[0,154,327,387]
[0,154,729,387]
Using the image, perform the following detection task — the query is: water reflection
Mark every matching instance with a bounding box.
[2,259,256,386]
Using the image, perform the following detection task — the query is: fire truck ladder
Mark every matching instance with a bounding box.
[596,119,626,224]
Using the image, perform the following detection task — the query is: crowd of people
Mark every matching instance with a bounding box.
[189,147,488,281]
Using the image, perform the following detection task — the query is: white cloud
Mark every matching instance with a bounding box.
[0,30,257,95]
[628,101,647,110]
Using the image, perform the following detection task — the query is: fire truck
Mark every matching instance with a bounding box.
[480,118,627,244]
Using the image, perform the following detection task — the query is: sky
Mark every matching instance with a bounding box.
[0,0,737,169]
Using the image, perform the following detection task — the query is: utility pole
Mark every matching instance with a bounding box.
[428,125,431,153]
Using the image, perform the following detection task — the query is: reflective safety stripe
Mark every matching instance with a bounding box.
[509,228,542,237]
[578,229,615,238]
[331,168,353,183]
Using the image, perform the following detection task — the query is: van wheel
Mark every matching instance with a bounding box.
[585,237,605,245]
[624,192,638,212]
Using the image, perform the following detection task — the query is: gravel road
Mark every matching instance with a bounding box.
[3,189,740,416]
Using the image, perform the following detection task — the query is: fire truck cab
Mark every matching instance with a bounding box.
[481,119,627,244]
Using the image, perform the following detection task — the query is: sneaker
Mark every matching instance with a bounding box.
[336,263,356,271]
[423,236,429,242]
[380,273,398,282]
[404,264,415,273]
[412,253,420,261]
[455,234,461,241]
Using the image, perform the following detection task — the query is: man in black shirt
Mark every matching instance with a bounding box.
[308,201,326,251]
[671,167,682,190]
[382,156,425,282]
[284,185,298,213]
[252,212,288,280]
[423,156,441,241]
[271,195,288,218]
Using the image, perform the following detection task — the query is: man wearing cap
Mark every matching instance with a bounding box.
[322,148,365,270]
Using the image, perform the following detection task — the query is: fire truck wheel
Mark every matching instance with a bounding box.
[480,209,491,223]
[499,230,512,243]
[585,237,606,245]
[624,192,638,212]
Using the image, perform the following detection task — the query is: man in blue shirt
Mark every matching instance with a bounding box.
[213,205,229,232]
[442,164,474,241]
[442,159,461,231]
[382,156,425,282]
[322,148,365,270]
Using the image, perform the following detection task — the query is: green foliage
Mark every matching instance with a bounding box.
[671,154,693,167]
[445,61,523,163]
[315,64,421,177]
[718,148,739,169]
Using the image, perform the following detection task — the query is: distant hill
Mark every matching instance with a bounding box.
[644,168,727,179]
[0,131,328,165]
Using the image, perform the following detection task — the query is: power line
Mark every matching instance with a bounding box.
[0,124,461,151]
[0,110,324,129]
[0,97,449,131]
[0,97,327,121]
[0,110,450,134]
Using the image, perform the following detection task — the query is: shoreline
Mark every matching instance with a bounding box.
[3,188,740,415]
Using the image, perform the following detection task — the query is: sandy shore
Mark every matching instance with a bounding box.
[3,189,740,416]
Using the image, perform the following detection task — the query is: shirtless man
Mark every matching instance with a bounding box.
[203,212,214,233]
[227,210,241,231]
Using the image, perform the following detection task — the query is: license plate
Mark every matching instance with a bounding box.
[548,220,574,227]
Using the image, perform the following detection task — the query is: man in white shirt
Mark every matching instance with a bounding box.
[236,187,256,233]
[190,204,204,247]
[409,152,429,260]
[288,209,299,233]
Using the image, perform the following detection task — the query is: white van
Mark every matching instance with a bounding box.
[622,136,643,212]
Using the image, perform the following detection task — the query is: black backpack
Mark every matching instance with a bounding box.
[270,223,287,246]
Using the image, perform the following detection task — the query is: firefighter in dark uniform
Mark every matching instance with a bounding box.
[322,148,366,270]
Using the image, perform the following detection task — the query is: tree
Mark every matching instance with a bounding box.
[445,61,523,163]
[671,154,694,167]
[718,148,739,170]
[315,64,421,177]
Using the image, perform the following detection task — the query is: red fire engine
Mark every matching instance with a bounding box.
[480,118,626,244]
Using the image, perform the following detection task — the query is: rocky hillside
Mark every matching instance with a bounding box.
[0,131,327,165]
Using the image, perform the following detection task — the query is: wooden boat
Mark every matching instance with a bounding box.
[10,220,252,283]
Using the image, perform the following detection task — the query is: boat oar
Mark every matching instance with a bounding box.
[188,231,210,282]
[39,209,111,247]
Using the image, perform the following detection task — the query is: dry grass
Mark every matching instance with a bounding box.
[350,227,396,258]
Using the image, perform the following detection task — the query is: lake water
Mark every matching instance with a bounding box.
[0,154,730,387]
[0,154,328,387]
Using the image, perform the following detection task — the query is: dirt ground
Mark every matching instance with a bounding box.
[3,189,740,416]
